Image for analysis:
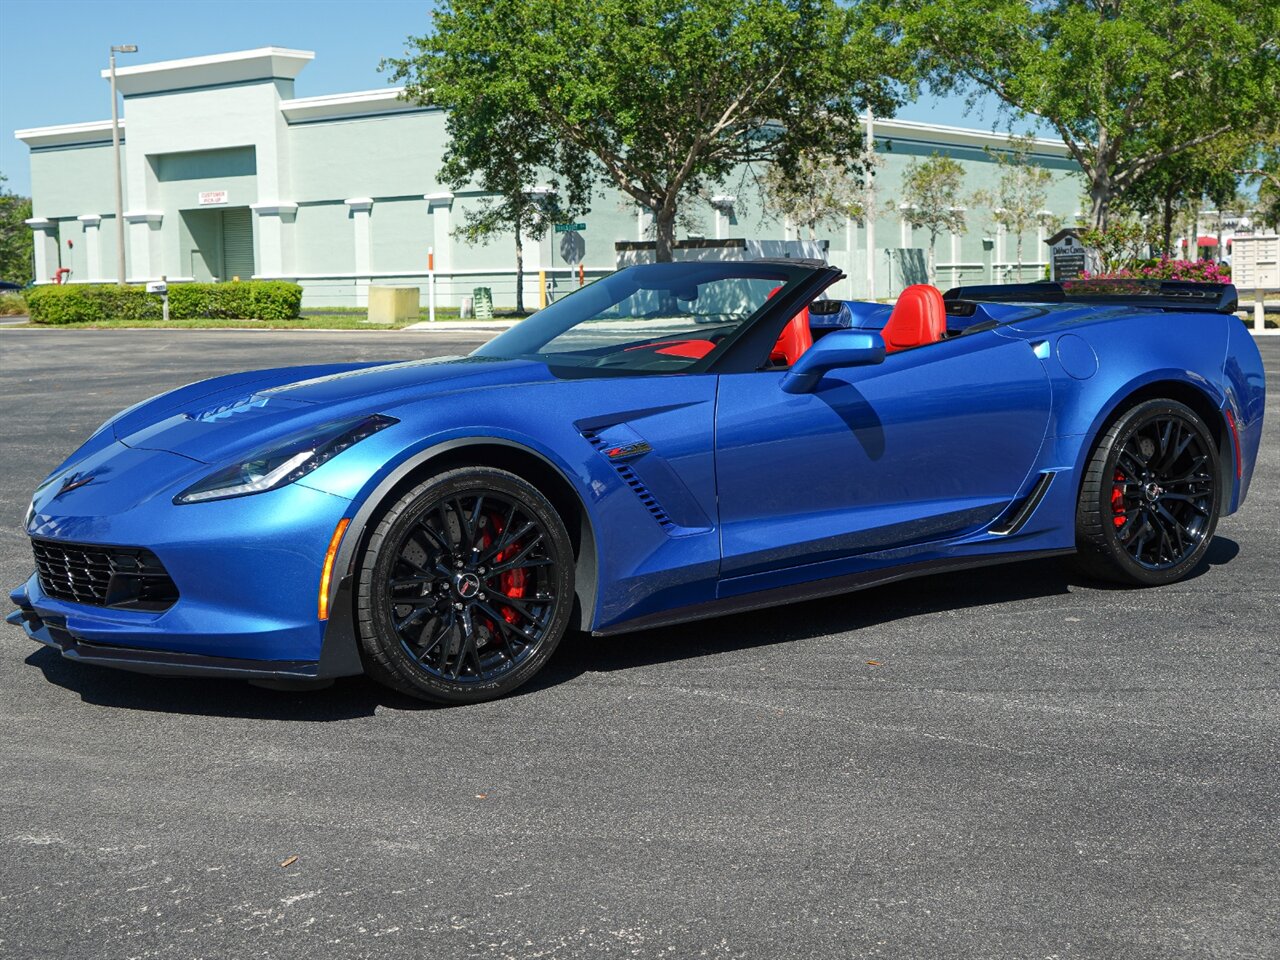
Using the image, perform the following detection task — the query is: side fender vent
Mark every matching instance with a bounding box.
[581,429,674,529]
[989,471,1056,536]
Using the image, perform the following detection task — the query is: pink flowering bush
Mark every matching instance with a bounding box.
[1082,257,1231,283]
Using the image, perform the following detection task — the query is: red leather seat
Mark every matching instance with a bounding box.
[881,284,946,353]
[766,286,813,367]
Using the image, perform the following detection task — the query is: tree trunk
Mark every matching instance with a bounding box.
[654,204,677,262]
[1089,178,1111,230]
[514,230,524,315]
[1015,233,1024,280]
[926,231,937,286]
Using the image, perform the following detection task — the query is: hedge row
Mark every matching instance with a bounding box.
[24,281,303,325]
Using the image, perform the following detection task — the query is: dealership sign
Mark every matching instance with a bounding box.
[198,190,229,206]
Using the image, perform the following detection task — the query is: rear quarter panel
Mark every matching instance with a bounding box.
[1001,306,1241,507]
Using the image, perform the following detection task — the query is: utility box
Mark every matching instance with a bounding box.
[367,286,420,324]
[1231,234,1280,290]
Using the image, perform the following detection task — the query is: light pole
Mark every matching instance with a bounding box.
[109,44,137,287]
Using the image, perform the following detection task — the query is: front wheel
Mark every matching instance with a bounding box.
[355,467,575,704]
[1075,399,1221,586]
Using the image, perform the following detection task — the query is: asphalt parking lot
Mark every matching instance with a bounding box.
[0,329,1276,960]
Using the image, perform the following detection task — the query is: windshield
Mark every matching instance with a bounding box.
[473,261,815,375]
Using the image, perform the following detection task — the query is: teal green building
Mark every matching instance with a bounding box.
[18,47,1084,306]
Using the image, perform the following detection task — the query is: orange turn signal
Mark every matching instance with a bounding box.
[318,518,351,621]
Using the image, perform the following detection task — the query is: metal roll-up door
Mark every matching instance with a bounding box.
[220,208,255,281]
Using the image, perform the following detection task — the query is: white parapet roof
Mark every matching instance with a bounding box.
[869,117,1069,157]
[14,44,1070,160]
[14,118,121,148]
[98,46,315,97]
[280,88,429,123]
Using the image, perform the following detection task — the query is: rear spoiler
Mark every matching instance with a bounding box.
[942,279,1238,315]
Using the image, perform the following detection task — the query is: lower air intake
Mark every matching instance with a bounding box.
[32,538,179,610]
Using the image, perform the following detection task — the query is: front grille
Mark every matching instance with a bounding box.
[32,538,179,610]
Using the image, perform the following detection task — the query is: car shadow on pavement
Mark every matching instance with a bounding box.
[528,539,1241,690]
[24,539,1240,718]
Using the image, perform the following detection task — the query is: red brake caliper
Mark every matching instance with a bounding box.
[1110,470,1127,529]
[490,514,526,625]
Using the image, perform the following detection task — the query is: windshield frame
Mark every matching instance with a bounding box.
[471,260,839,378]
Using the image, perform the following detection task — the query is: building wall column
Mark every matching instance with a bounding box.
[636,204,653,242]
[994,220,1007,284]
[123,211,162,281]
[25,218,58,284]
[250,202,298,278]
[950,229,961,288]
[711,196,736,240]
[424,192,454,277]
[78,215,104,281]
[346,197,373,306]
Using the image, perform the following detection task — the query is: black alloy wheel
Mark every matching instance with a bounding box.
[1075,399,1221,586]
[356,467,574,704]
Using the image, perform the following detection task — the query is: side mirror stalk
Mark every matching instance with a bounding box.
[780,331,886,394]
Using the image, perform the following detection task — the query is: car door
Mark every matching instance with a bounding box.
[713,328,1052,595]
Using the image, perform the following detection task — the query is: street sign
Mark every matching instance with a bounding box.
[554,222,586,233]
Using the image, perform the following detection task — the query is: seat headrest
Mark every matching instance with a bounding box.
[881,284,946,353]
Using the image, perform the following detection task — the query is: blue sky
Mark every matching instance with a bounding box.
[0,0,1013,197]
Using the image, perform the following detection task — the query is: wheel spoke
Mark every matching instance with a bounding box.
[479,518,536,565]
[414,611,453,663]
[1117,449,1146,478]
[1160,493,1209,514]
[488,535,546,574]
[475,600,540,643]
[392,603,434,632]
[488,591,549,622]
[415,519,451,554]
[1153,503,1186,557]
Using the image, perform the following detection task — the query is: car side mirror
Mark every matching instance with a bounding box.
[780,331,886,394]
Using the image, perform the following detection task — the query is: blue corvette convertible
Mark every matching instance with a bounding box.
[8,261,1266,703]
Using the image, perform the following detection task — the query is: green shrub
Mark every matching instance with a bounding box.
[252,281,303,320]
[25,281,303,324]
[25,284,160,324]
[0,292,27,316]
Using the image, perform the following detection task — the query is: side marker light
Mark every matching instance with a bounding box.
[318,518,351,621]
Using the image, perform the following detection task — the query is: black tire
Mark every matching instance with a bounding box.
[1075,399,1220,586]
[355,467,574,704]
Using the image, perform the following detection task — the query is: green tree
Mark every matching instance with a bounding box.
[435,106,592,314]
[386,0,903,261]
[886,0,1280,228]
[1121,133,1249,257]
[895,153,966,284]
[0,172,33,284]
[1237,134,1280,232]
[973,135,1055,279]
[760,148,865,241]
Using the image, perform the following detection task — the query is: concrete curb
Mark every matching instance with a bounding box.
[402,321,517,332]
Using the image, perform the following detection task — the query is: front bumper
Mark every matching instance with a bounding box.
[7,601,324,679]
[9,470,368,679]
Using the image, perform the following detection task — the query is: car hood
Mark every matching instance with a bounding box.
[112,355,554,464]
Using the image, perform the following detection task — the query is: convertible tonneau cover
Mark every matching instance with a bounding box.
[942,279,1239,315]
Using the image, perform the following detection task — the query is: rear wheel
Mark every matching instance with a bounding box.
[355,467,574,704]
[1075,399,1220,586]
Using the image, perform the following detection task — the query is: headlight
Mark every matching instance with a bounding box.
[174,414,397,504]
